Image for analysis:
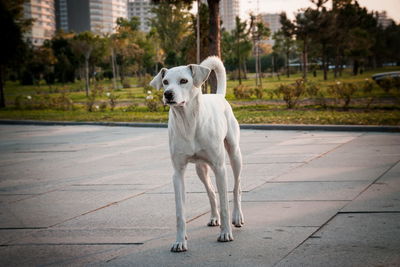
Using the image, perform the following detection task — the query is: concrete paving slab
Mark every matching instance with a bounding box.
[0,187,143,228]
[243,181,370,201]
[272,164,393,182]
[7,228,168,245]
[1,125,399,266]
[104,214,318,267]
[342,162,400,212]
[55,192,212,230]
[276,213,400,267]
[0,244,130,266]
[241,201,348,227]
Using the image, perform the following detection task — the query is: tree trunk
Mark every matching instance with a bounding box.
[286,50,290,78]
[0,65,5,108]
[302,39,308,81]
[322,43,328,81]
[111,48,117,90]
[84,57,90,97]
[207,0,221,93]
[353,59,359,76]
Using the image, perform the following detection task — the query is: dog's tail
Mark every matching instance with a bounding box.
[200,56,226,96]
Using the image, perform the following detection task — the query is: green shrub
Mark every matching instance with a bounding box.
[328,81,357,109]
[254,86,264,99]
[106,91,119,111]
[305,81,327,109]
[145,91,159,111]
[233,85,254,99]
[274,79,305,108]
[138,73,153,88]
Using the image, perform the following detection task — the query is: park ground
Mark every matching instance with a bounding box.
[0,124,399,266]
[1,67,400,125]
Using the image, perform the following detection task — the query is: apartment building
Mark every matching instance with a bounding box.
[24,0,56,46]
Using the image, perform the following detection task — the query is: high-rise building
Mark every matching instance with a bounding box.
[128,0,154,32]
[259,13,282,46]
[376,11,393,29]
[55,0,127,34]
[220,0,240,32]
[24,0,56,46]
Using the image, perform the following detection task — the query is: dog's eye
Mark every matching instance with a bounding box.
[163,80,169,85]
[180,79,188,84]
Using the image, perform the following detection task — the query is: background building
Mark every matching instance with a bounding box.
[55,0,127,34]
[24,0,56,46]
[128,0,154,32]
[376,11,394,29]
[220,0,240,32]
[259,13,281,46]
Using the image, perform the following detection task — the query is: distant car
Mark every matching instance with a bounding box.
[372,71,400,84]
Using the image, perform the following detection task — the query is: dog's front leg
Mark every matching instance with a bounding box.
[171,168,188,252]
[214,165,234,242]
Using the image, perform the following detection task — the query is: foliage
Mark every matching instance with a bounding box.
[150,2,192,67]
[145,91,159,111]
[233,85,253,99]
[274,79,306,108]
[106,91,119,111]
[328,81,358,109]
[305,81,327,108]
[14,93,73,110]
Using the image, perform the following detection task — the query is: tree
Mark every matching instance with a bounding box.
[276,12,296,78]
[71,32,100,96]
[251,17,270,86]
[150,1,192,67]
[0,0,31,107]
[232,16,253,84]
[293,8,319,81]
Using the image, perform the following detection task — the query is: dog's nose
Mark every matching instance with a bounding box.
[164,90,174,101]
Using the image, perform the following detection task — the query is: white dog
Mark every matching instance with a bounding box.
[150,56,244,252]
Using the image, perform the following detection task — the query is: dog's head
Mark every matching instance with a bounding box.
[149,64,211,106]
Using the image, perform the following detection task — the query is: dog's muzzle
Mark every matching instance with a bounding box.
[164,90,174,102]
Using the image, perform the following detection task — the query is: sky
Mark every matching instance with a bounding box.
[240,0,400,23]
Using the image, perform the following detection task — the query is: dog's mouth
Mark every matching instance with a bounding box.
[166,101,186,106]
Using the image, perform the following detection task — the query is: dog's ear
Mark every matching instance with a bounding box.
[149,68,168,90]
[188,64,211,88]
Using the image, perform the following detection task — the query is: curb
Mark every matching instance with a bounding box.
[1,120,399,132]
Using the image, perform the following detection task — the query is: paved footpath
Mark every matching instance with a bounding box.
[0,125,399,266]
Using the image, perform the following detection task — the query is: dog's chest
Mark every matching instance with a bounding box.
[171,137,211,163]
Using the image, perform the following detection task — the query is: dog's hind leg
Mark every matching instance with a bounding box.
[171,166,188,252]
[196,162,220,226]
[225,125,245,228]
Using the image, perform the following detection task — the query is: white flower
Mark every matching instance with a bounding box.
[146,95,153,100]
[27,95,32,100]
[336,81,341,85]
[147,90,152,95]
[95,105,99,110]
[106,92,111,97]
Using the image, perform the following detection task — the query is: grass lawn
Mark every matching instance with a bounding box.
[1,67,399,125]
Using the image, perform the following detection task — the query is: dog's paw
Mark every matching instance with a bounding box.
[207,217,220,227]
[217,231,234,242]
[232,209,244,228]
[171,241,187,252]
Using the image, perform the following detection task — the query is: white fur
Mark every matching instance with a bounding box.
[150,56,244,253]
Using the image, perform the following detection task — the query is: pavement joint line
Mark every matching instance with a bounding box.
[48,182,171,228]
[241,200,351,202]
[1,120,400,132]
[272,210,342,267]
[0,227,47,230]
[340,159,400,212]
[0,243,144,247]
[338,211,400,214]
